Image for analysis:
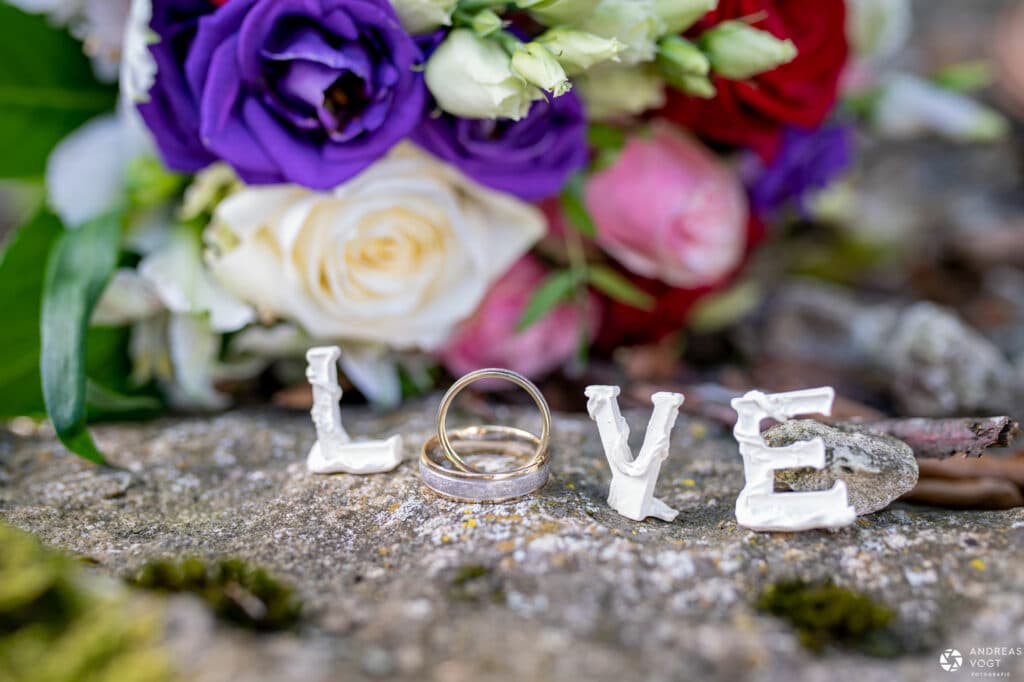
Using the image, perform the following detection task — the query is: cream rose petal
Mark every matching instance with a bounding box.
[207,145,546,350]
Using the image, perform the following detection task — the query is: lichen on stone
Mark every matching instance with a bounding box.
[755,579,902,657]
[131,557,302,631]
[0,523,173,682]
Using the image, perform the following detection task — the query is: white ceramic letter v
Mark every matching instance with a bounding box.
[585,386,684,522]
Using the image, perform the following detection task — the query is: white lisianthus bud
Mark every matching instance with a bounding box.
[579,0,665,66]
[471,9,504,37]
[389,0,457,34]
[425,29,541,120]
[576,65,666,120]
[657,35,709,77]
[511,42,572,96]
[874,74,1009,142]
[668,72,716,99]
[654,0,717,34]
[536,28,623,76]
[699,20,797,80]
[516,0,593,26]
[847,0,912,61]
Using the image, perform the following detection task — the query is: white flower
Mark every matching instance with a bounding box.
[580,0,665,66]
[10,0,134,81]
[700,20,797,80]
[138,226,255,333]
[535,28,623,76]
[510,42,571,96]
[92,225,257,410]
[575,65,666,119]
[519,0,596,26]
[46,114,130,227]
[425,29,540,120]
[873,74,1009,142]
[847,0,912,61]
[206,144,546,351]
[120,0,156,104]
[389,0,457,34]
[654,0,716,35]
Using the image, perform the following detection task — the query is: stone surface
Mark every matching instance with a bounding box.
[765,420,919,516]
[1,404,1023,682]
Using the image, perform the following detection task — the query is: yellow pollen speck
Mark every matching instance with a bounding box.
[463,509,474,515]
[377,547,389,556]
[566,482,575,490]
[681,479,696,487]
[441,535,450,543]
[970,559,986,572]
[462,519,478,528]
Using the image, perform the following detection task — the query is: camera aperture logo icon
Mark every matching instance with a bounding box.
[939,648,963,672]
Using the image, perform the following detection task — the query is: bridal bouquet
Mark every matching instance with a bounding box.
[0,0,870,461]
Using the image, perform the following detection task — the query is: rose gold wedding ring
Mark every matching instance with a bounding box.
[419,426,550,503]
[418,368,552,502]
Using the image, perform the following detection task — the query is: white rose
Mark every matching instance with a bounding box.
[425,29,540,120]
[389,0,456,34]
[206,144,547,351]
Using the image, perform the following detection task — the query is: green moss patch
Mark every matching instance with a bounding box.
[0,523,173,682]
[132,558,301,631]
[755,579,903,657]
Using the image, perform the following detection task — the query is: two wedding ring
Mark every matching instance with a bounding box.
[419,368,552,503]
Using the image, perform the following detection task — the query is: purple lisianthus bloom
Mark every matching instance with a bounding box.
[138,0,219,172]
[413,93,589,201]
[140,0,426,190]
[746,123,854,217]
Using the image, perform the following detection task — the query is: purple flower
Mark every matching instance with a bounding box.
[413,93,589,201]
[747,123,854,218]
[138,0,219,173]
[139,0,426,190]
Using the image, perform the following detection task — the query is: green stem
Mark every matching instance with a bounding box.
[563,220,593,366]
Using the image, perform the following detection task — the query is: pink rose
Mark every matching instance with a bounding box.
[440,256,599,384]
[586,124,749,288]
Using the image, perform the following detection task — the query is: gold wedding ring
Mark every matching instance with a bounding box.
[419,368,552,502]
[437,368,551,473]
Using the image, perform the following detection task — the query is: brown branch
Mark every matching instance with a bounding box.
[847,417,1019,459]
[901,477,1024,510]
[917,456,1024,487]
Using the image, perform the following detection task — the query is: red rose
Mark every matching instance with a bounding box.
[596,214,765,349]
[661,0,848,159]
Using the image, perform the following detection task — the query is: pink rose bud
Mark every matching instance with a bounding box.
[440,256,599,385]
[586,123,749,289]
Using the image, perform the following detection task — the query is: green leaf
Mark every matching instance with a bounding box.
[86,380,161,420]
[559,175,597,238]
[41,212,123,465]
[586,265,656,310]
[0,4,117,178]
[516,269,579,332]
[0,210,64,417]
[587,123,626,152]
[932,60,993,93]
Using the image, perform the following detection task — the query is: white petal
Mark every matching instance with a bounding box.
[166,314,230,411]
[92,268,163,325]
[339,345,402,408]
[140,226,254,331]
[46,114,127,227]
